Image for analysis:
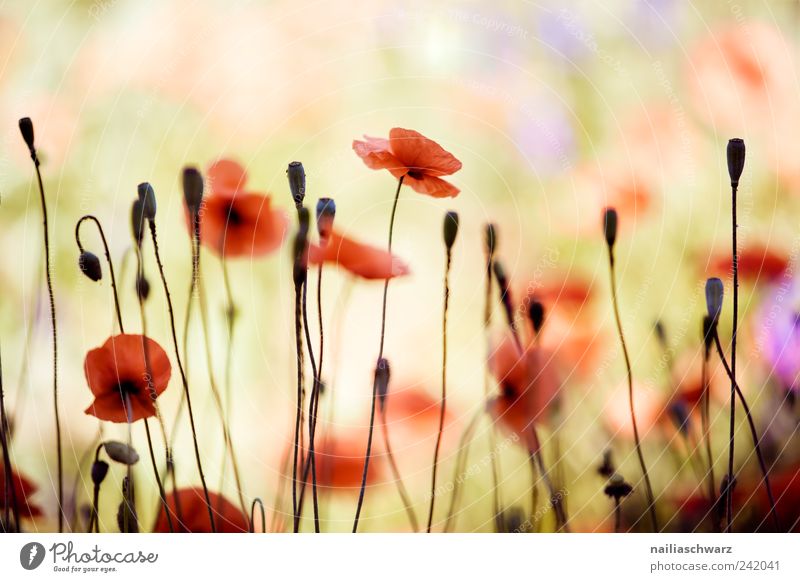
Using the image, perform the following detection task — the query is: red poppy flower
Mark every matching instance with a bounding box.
[486,335,561,452]
[190,159,288,257]
[153,488,248,533]
[308,229,410,280]
[707,245,789,282]
[0,465,42,519]
[353,128,462,198]
[83,334,171,423]
[309,434,385,494]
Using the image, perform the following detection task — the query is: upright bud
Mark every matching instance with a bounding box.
[705,278,724,324]
[597,448,615,478]
[443,211,459,250]
[136,274,150,301]
[79,251,102,282]
[485,223,497,258]
[528,300,545,334]
[316,198,336,242]
[18,117,35,157]
[137,182,157,221]
[182,167,204,217]
[131,198,146,248]
[603,207,618,248]
[375,358,390,412]
[604,473,633,500]
[727,138,745,188]
[287,161,306,208]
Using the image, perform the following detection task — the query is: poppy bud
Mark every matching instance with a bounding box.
[705,277,724,324]
[604,473,633,499]
[18,117,35,157]
[375,358,390,412]
[316,198,336,241]
[597,448,615,478]
[79,251,102,282]
[91,460,109,485]
[442,211,459,250]
[137,182,157,221]
[485,223,497,258]
[654,320,667,348]
[103,441,140,465]
[136,275,150,301]
[528,300,545,334]
[727,138,745,188]
[287,161,306,208]
[603,207,618,248]
[502,507,525,533]
[702,316,715,361]
[131,198,146,248]
[182,167,204,216]
[668,399,690,436]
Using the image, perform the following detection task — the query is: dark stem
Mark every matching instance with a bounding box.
[250,498,266,533]
[427,247,452,532]
[291,282,304,533]
[1,344,20,532]
[712,332,780,531]
[75,215,124,332]
[606,248,659,531]
[483,251,502,532]
[379,405,419,532]
[377,176,404,360]
[529,428,570,532]
[614,498,622,533]
[700,356,718,531]
[143,419,173,532]
[727,183,739,533]
[352,368,380,532]
[150,219,216,532]
[301,274,321,532]
[31,156,63,532]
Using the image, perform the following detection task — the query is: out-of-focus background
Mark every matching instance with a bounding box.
[2,0,800,532]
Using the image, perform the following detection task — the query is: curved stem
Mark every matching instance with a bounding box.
[250,498,266,533]
[606,248,658,531]
[75,215,124,332]
[712,333,780,531]
[292,282,305,533]
[379,405,419,532]
[376,176,404,360]
[150,219,216,532]
[352,367,380,532]
[301,276,321,532]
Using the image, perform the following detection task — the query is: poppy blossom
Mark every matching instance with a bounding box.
[153,488,248,533]
[0,465,42,519]
[486,334,561,452]
[706,245,789,282]
[308,229,410,280]
[190,159,288,257]
[353,128,462,198]
[309,434,385,494]
[83,334,171,423]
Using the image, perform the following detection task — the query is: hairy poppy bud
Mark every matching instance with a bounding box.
[136,274,150,301]
[528,300,545,334]
[316,198,336,241]
[18,117,35,157]
[137,182,157,221]
[375,358,390,412]
[287,161,306,208]
[604,473,633,499]
[103,441,140,465]
[485,223,497,258]
[131,198,146,247]
[443,211,459,250]
[91,460,109,485]
[603,207,618,248]
[727,138,745,188]
[182,167,204,217]
[79,251,102,282]
[702,316,715,361]
[705,277,724,324]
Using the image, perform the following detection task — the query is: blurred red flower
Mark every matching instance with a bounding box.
[353,128,462,198]
[706,245,789,282]
[308,229,410,280]
[0,465,42,519]
[83,334,171,423]
[309,434,385,494]
[154,488,248,533]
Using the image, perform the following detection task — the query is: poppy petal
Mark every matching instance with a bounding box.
[207,159,248,193]
[402,173,460,198]
[85,392,156,423]
[309,231,410,279]
[352,136,403,172]
[388,127,462,177]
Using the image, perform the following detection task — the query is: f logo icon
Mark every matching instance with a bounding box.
[19,542,45,570]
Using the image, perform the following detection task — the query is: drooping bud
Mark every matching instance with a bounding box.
[702,316,715,361]
[91,460,109,485]
[727,138,745,188]
[604,473,633,499]
[603,207,618,248]
[103,441,140,465]
[443,211,459,250]
[136,274,150,301]
[79,251,102,282]
[375,358,390,412]
[528,300,545,334]
[131,198,146,248]
[137,182,157,221]
[316,198,336,242]
[287,161,306,208]
[182,167,204,217]
[484,223,497,258]
[705,277,724,324]
[18,117,35,158]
